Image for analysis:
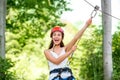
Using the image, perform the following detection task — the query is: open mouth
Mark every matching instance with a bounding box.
[53,38,60,43]
[54,39,59,42]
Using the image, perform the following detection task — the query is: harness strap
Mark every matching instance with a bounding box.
[50,67,72,74]
[50,67,75,80]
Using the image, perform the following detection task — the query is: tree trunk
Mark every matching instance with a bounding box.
[0,0,6,59]
[101,0,113,80]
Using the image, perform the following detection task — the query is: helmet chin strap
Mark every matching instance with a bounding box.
[52,44,60,52]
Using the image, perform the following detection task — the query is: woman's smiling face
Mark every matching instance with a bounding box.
[52,31,63,46]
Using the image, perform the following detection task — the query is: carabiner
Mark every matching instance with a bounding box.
[91,10,97,18]
[90,5,99,18]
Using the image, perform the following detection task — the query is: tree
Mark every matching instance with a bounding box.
[6,0,71,49]
[6,0,70,38]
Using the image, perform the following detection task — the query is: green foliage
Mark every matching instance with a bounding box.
[78,25,104,80]
[6,32,49,80]
[6,0,71,53]
[75,24,120,80]
[0,57,17,80]
[6,0,71,56]
[6,0,70,38]
[112,25,120,80]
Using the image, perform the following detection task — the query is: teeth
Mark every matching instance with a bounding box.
[55,39,59,41]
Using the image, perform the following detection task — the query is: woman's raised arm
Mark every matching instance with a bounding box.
[65,18,92,52]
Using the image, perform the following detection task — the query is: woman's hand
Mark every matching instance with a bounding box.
[71,45,77,52]
[86,18,92,26]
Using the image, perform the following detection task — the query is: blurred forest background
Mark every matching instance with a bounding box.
[0,0,120,80]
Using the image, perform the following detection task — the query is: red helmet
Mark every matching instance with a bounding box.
[50,26,64,37]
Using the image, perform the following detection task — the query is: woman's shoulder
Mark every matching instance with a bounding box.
[44,49,52,54]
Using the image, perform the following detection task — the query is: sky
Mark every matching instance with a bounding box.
[61,0,120,33]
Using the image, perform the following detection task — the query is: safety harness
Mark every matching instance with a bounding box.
[50,67,75,80]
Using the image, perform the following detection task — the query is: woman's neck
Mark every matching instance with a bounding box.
[52,44,61,52]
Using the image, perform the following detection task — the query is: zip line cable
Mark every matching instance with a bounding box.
[99,9,120,20]
[84,0,120,21]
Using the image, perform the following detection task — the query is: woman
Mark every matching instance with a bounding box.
[44,18,92,80]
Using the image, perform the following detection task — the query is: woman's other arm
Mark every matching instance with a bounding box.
[44,46,77,65]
